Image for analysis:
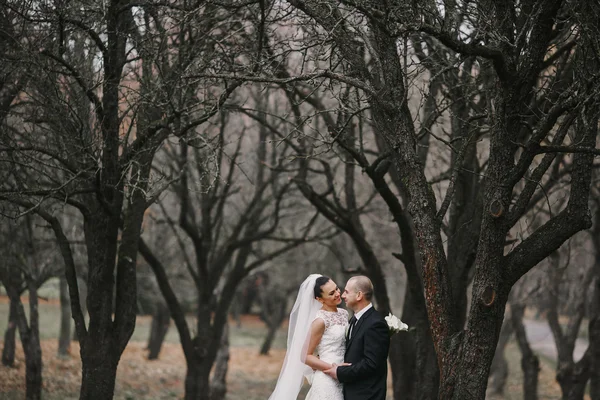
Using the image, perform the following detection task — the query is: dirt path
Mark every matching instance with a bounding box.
[523,318,588,363]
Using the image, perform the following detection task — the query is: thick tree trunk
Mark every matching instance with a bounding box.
[2,298,17,366]
[10,283,43,400]
[139,238,214,400]
[79,352,119,400]
[76,3,144,396]
[442,285,509,400]
[488,312,514,395]
[557,367,590,400]
[78,211,127,400]
[147,301,170,360]
[511,304,539,400]
[556,353,591,400]
[184,361,212,400]
[23,333,43,400]
[211,324,230,400]
[58,276,71,357]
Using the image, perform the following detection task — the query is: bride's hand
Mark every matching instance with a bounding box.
[339,362,352,366]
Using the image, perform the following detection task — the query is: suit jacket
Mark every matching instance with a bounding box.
[337,307,390,400]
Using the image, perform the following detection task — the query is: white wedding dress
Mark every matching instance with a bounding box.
[305,308,348,400]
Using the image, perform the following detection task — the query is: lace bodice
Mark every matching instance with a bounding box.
[313,308,348,364]
[304,308,348,400]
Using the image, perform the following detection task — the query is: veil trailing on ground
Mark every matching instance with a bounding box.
[268,274,322,400]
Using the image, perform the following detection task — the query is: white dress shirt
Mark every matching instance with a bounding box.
[349,302,373,338]
[354,302,373,321]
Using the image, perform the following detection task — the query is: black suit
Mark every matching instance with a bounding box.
[337,307,390,400]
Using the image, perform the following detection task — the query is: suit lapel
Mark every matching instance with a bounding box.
[346,307,375,350]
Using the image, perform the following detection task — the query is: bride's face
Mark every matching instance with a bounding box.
[318,279,342,307]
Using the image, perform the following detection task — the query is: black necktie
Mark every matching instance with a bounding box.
[348,316,357,339]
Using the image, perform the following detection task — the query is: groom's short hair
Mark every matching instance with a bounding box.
[350,276,373,301]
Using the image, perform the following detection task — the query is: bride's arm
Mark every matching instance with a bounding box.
[304,318,332,371]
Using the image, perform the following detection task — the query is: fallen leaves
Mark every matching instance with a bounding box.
[0,336,290,399]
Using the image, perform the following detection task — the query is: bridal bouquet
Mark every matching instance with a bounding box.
[385,313,408,336]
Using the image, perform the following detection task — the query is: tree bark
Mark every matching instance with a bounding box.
[279,2,599,399]
[551,333,592,400]
[556,354,591,400]
[147,301,170,360]
[79,351,119,400]
[379,168,439,400]
[58,275,71,357]
[9,283,43,400]
[140,238,232,400]
[23,332,43,400]
[511,304,539,400]
[184,360,212,400]
[211,324,230,400]
[488,312,514,395]
[78,191,146,399]
[72,277,87,342]
[546,249,594,400]
[2,298,17,366]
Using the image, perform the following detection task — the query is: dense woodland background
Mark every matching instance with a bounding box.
[0,0,599,399]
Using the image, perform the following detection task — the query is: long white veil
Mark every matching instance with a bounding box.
[268,274,322,400]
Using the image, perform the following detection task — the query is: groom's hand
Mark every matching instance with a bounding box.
[324,364,338,380]
[324,363,351,380]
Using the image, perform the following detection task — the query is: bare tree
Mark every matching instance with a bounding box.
[0,1,248,398]
[0,215,61,400]
[227,1,600,398]
[1,289,18,366]
[510,302,540,400]
[146,300,171,360]
[0,3,30,126]
[257,272,291,355]
[138,110,330,399]
[546,246,594,400]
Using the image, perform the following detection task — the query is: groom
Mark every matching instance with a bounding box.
[324,276,390,400]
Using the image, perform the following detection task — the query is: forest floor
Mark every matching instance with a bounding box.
[0,299,586,399]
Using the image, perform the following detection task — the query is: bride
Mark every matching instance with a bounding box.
[269,274,349,400]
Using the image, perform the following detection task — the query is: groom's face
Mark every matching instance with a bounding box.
[342,281,358,309]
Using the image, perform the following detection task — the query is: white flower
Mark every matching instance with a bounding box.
[385,313,408,336]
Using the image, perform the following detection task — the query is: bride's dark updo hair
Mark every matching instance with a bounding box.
[314,276,331,298]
